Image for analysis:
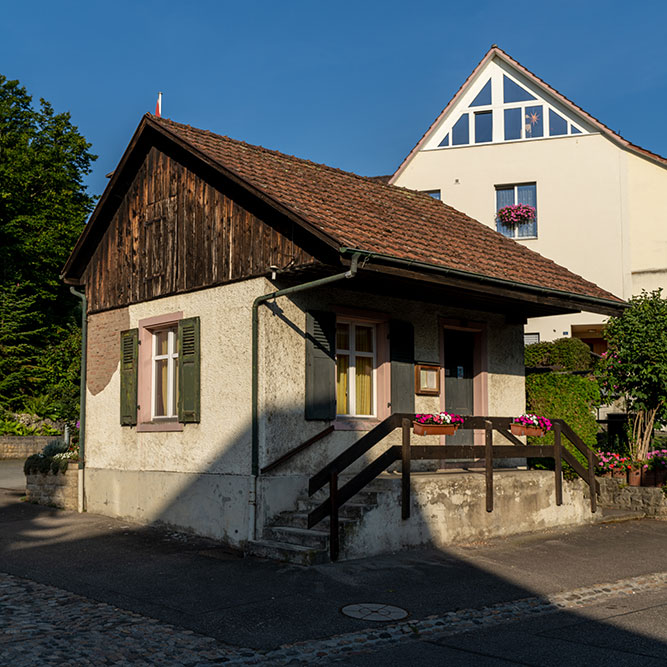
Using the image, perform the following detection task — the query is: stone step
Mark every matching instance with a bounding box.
[245,539,328,566]
[273,511,355,531]
[296,497,375,516]
[264,525,329,549]
[595,508,646,523]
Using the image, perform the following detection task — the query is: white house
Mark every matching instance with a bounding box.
[391,45,667,351]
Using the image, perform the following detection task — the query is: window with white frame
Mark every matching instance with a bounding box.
[152,327,179,418]
[335,321,376,417]
[496,183,537,239]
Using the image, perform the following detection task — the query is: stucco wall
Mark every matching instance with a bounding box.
[84,277,525,543]
[626,152,667,296]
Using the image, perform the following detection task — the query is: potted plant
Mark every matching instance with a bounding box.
[413,412,464,436]
[511,414,552,437]
[628,463,642,486]
[496,203,536,229]
[596,452,631,479]
[642,449,667,486]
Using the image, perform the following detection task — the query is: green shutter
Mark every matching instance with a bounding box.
[305,310,336,421]
[390,319,415,414]
[178,317,201,423]
[120,328,138,426]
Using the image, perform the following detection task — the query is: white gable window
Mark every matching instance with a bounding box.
[427,65,587,151]
[496,183,537,239]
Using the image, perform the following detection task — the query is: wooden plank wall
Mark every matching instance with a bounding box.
[84,147,317,312]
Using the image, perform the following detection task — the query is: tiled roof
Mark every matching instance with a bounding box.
[152,115,620,303]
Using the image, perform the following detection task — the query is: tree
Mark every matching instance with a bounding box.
[598,289,667,461]
[0,75,96,419]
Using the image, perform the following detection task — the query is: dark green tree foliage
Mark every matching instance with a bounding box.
[598,289,667,461]
[0,75,95,418]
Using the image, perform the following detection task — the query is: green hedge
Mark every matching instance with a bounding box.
[525,337,594,371]
[526,373,601,476]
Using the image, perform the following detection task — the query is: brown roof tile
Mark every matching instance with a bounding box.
[152,115,620,303]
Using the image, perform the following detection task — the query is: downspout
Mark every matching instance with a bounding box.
[69,287,87,513]
[248,253,360,541]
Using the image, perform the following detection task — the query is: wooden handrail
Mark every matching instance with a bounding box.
[261,425,334,474]
[307,414,602,560]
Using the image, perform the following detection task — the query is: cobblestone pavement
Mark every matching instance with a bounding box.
[2,570,667,665]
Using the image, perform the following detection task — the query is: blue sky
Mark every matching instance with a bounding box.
[2,1,665,199]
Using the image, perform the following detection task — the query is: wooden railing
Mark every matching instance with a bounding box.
[261,425,334,475]
[308,414,599,561]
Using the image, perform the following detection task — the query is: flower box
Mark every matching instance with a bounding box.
[510,423,545,437]
[628,468,642,487]
[413,422,459,436]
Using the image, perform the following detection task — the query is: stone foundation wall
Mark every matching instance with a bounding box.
[26,468,78,510]
[598,477,667,518]
[0,436,54,459]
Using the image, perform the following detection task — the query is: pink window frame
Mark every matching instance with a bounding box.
[333,308,390,431]
[137,311,184,432]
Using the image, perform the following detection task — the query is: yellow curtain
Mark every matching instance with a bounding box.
[355,357,372,415]
[336,355,349,415]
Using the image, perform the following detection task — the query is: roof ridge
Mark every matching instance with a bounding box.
[151,114,400,191]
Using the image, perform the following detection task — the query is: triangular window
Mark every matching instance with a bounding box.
[469,79,491,107]
[438,133,450,147]
[452,114,469,145]
[503,75,536,103]
[570,125,582,134]
[549,109,568,136]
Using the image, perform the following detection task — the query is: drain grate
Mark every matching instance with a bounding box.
[341,603,408,621]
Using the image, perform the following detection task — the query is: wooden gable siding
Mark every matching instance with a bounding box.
[83,147,317,312]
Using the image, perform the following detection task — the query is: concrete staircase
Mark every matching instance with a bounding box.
[246,484,386,566]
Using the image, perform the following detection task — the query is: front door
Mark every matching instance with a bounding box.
[444,330,475,446]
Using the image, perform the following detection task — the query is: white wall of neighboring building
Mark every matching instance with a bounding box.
[392,55,667,343]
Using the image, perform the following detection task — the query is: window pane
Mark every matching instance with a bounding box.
[474,111,492,143]
[496,187,515,237]
[355,356,373,416]
[549,109,568,136]
[438,133,450,147]
[425,190,441,200]
[469,79,491,107]
[452,114,469,145]
[336,354,349,415]
[155,358,168,416]
[155,330,169,355]
[517,184,537,237]
[571,125,582,134]
[503,75,536,103]
[504,108,522,140]
[172,329,178,354]
[525,106,543,138]
[336,323,349,351]
[355,326,373,353]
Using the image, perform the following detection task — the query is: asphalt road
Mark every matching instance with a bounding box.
[1,459,666,664]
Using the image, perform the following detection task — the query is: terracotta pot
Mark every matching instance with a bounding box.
[611,468,627,479]
[510,423,545,437]
[627,468,642,486]
[641,469,667,487]
[599,471,612,478]
[413,422,459,436]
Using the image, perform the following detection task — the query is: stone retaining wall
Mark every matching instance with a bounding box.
[0,436,56,459]
[598,477,667,518]
[26,468,78,510]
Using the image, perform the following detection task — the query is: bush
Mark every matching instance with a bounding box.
[526,373,601,477]
[42,439,68,457]
[525,337,594,371]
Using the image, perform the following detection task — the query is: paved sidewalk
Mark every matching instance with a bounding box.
[1,486,667,664]
[3,569,667,665]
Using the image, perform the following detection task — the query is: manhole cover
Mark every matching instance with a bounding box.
[341,603,408,621]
